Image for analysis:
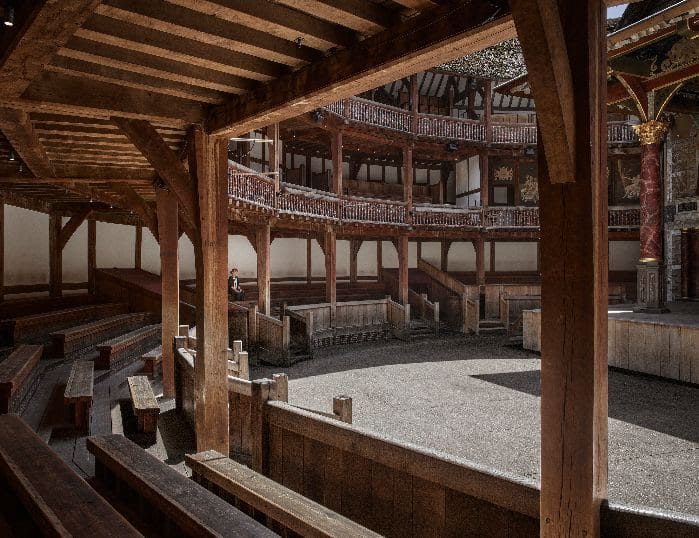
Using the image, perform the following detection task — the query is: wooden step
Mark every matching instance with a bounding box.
[0,303,129,345]
[50,312,157,358]
[95,324,161,370]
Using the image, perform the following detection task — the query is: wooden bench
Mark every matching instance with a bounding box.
[0,345,43,414]
[95,324,161,370]
[0,293,98,320]
[0,302,129,345]
[142,346,162,377]
[0,415,141,537]
[51,312,156,358]
[64,360,94,432]
[187,451,381,538]
[127,376,159,440]
[87,434,276,537]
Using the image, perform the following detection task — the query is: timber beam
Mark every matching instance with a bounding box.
[0,108,54,178]
[109,181,159,241]
[58,208,92,251]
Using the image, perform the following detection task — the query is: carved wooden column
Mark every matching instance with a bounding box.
[403,146,413,223]
[479,150,489,207]
[634,119,669,312]
[474,237,485,286]
[156,188,179,398]
[440,241,450,272]
[410,73,419,133]
[331,130,343,195]
[398,234,409,305]
[49,213,62,297]
[191,128,229,455]
[135,225,142,269]
[256,224,271,316]
[87,219,96,294]
[306,237,312,285]
[0,201,3,301]
[324,229,336,305]
[680,228,689,299]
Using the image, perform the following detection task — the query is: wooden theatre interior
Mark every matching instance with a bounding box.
[0,0,697,537]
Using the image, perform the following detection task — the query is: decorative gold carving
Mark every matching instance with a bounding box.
[633,120,668,145]
[493,166,513,182]
[660,38,699,74]
[520,174,539,203]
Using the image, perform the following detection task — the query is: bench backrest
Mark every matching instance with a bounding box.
[0,415,140,537]
[87,434,275,538]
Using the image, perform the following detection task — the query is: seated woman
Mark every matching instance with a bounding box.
[228,268,245,301]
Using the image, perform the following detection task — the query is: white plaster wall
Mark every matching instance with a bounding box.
[270,238,308,278]
[357,164,367,180]
[420,242,441,267]
[96,222,135,269]
[342,161,350,178]
[336,240,350,277]
[179,235,196,280]
[494,242,537,271]
[4,206,49,285]
[141,228,159,274]
[447,241,477,271]
[382,240,398,268]
[62,219,87,283]
[609,241,640,271]
[415,168,428,184]
[311,239,325,277]
[369,165,382,181]
[385,166,398,182]
[310,157,323,174]
[356,241,377,276]
[229,235,257,278]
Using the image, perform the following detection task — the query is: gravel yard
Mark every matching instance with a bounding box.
[252,333,699,516]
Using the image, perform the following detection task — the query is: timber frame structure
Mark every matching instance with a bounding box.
[1,1,698,536]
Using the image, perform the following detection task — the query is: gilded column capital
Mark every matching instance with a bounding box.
[632,120,668,145]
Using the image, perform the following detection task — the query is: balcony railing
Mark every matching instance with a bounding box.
[229,168,641,232]
[324,96,639,145]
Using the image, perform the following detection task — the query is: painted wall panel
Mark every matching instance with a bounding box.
[96,222,134,269]
[609,241,639,271]
[494,242,537,271]
[5,206,49,285]
[62,219,87,283]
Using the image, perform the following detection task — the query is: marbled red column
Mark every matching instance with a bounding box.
[639,142,663,261]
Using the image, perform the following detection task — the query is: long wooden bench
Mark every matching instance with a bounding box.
[0,302,129,345]
[0,293,98,320]
[0,415,141,537]
[87,434,276,537]
[50,312,156,358]
[142,346,162,377]
[0,345,43,414]
[127,376,159,441]
[95,324,161,370]
[187,450,381,538]
[64,360,94,432]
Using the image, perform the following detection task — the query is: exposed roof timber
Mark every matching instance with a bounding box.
[272,0,396,33]
[207,1,515,136]
[607,1,698,50]
[109,181,159,240]
[0,108,54,178]
[0,0,103,98]
[608,63,699,105]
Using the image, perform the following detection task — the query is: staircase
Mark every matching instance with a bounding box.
[478,319,506,334]
[408,320,436,340]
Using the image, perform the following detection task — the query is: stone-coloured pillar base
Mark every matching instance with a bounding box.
[634,261,670,313]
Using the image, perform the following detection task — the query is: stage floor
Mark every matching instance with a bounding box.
[609,301,699,328]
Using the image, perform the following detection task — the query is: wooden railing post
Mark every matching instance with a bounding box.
[281,316,290,362]
[250,379,271,473]
[247,304,258,351]
[434,301,440,335]
[271,373,289,402]
[333,396,352,423]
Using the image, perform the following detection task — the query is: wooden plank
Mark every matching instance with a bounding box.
[228,392,243,455]
[342,451,373,529]
[325,229,337,305]
[398,234,409,304]
[391,470,413,538]
[281,429,304,494]
[127,376,159,412]
[302,437,326,504]
[134,224,142,270]
[268,424,284,484]
[331,130,343,195]
[371,462,394,536]
[274,0,394,33]
[413,476,445,536]
[323,446,344,513]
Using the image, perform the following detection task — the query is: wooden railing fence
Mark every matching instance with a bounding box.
[408,288,440,334]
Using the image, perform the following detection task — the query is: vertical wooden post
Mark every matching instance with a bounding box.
[410,73,419,133]
[269,123,280,192]
[49,213,62,297]
[250,379,271,473]
[474,237,485,286]
[306,237,312,285]
[398,234,409,305]
[157,188,179,399]
[403,146,413,224]
[305,154,312,187]
[0,201,4,301]
[483,80,492,144]
[191,128,229,455]
[441,241,450,272]
[416,240,422,261]
[480,150,489,207]
[256,224,271,316]
[135,225,142,270]
[331,130,343,195]
[87,219,96,294]
[489,241,496,272]
[349,239,359,284]
[680,229,689,298]
[531,1,609,535]
[324,229,336,305]
[376,240,383,281]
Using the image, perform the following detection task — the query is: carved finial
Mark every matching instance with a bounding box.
[632,120,668,145]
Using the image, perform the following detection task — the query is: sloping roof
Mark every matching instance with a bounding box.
[437,39,526,81]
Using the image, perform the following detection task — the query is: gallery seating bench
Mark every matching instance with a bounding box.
[87,434,276,537]
[95,324,161,370]
[0,414,141,537]
[64,360,94,432]
[0,302,128,345]
[0,344,43,414]
[187,450,381,538]
[142,346,162,377]
[0,293,98,320]
[127,376,159,441]
[50,312,155,358]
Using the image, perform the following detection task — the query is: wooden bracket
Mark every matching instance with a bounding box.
[109,182,159,242]
[615,74,649,121]
[58,208,91,251]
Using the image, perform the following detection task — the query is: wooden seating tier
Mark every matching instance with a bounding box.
[0,345,43,414]
[141,346,162,377]
[64,360,94,432]
[0,293,98,320]
[87,434,275,538]
[95,323,161,370]
[50,312,156,358]
[127,376,159,441]
[0,415,140,537]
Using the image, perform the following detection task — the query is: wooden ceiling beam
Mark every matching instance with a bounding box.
[510,0,575,184]
[389,0,441,10]
[0,108,55,178]
[96,0,320,67]
[112,117,198,230]
[0,0,102,98]
[273,0,395,33]
[207,0,515,136]
[52,164,157,180]
[168,0,358,50]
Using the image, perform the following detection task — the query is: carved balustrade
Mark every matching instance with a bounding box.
[608,206,641,228]
[411,205,482,228]
[483,207,540,228]
[607,121,639,144]
[417,114,485,141]
[342,195,406,224]
[228,171,275,209]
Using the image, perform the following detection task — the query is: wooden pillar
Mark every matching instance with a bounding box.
[49,213,62,297]
[441,241,450,272]
[256,224,271,316]
[324,229,336,304]
[156,188,179,398]
[403,147,413,222]
[331,130,343,195]
[480,150,489,207]
[305,154,312,187]
[349,239,360,284]
[306,237,312,285]
[87,219,96,294]
[416,240,422,261]
[680,229,689,298]
[474,238,485,286]
[517,1,609,535]
[483,80,493,144]
[269,123,280,192]
[0,201,3,301]
[135,225,142,269]
[490,241,495,272]
[376,240,383,280]
[191,128,229,455]
[410,73,419,133]
[398,234,409,305]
